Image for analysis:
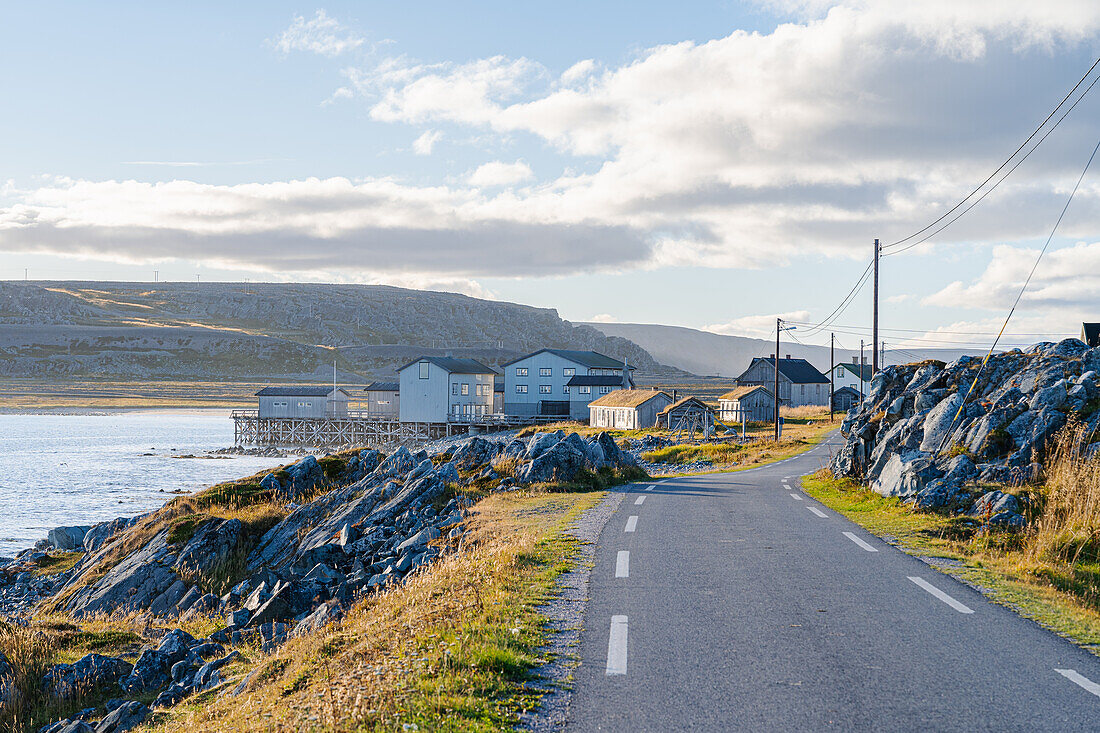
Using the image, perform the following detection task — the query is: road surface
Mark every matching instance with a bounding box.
[567,434,1100,731]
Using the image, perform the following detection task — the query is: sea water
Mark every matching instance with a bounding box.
[0,411,295,556]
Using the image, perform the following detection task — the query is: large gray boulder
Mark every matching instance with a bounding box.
[48,525,91,551]
[43,654,133,699]
[63,530,179,618]
[94,701,149,733]
[519,439,588,484]
[83,517,137,553]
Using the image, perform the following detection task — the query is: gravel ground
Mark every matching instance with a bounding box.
[519,485,630,731]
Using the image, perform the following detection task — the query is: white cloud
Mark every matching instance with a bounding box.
[589,313,617,323]
[467,160,534,187]
[270,10,364,57]
[412,130,443,155]
[704,310,812,338]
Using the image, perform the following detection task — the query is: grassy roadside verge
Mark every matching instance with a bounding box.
[801,471,1100,652]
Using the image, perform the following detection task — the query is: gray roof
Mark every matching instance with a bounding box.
[567,375,628,387]
[744,357,829,385]
[255,386,347,397]
[396,356,498,375]
[363,381,399,392]
[501,348,634,369]
[836,362,873,380]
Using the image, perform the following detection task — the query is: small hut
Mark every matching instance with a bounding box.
[656,396,714,431]
[718,385,774,422]
[588,389,673,429]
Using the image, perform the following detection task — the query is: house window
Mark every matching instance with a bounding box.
[516,385,528,394]
[599,386,612,394]
[563,368,575,377]
[461,384,469,396]
[835,366,844,377]
[452,383,458,395]
[579,386,591,395]
[539,384,552,394]
[516,367,528,377]
[419,361,430,379]
[563,385,570,394]
[540,367,552,377]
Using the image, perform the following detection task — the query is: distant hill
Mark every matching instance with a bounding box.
[585,322,984,377]
[0,282,675,381]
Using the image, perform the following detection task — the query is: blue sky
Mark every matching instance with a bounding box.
[2,1,1099,348]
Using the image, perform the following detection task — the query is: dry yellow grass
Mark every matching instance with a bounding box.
[1030,420,1100,566]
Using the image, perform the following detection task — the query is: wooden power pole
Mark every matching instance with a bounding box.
[860,339,865,403]
[872,238,880,375]
[829,332,835,421]
[774,318,781,441]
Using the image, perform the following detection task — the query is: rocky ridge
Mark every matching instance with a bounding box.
[1,429,642,731]
[831,339,1100,528]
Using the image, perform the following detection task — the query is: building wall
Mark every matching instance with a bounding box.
[719,392,774,422]
[589,396,671,429]
[831,365,869,396]
[362,389,400,419]
[568,384,622,420]
[258,392,347,419]
[399,361,451,422]
[504,352,623,418]
[790,381,829,407]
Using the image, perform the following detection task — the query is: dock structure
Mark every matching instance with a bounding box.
[232,409,561,449]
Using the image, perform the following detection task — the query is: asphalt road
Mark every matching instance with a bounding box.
[567,434,1100,731]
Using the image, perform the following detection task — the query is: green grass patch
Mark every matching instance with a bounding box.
[165,514,209,546]
[642,442,745,465]
[31,552,83,577]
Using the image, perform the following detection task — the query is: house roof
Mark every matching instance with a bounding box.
[255,386,348,397]
[363,381,399,392]
[396,356,498,375]
[719,385,772,401]
[834,385,861,397]
[588,389,671,408]
[567,375,627,387]
[501,348,635,370]
[742,357,829,384]
[835,362,874,380]
[657,396,712,416]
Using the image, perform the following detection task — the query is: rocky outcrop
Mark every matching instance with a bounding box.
[832,339,1100,527]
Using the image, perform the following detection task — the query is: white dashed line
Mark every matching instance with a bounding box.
[645,485,654,491]
[625,515,638,533]
[635,495,646,505]
[806,506,827,518]
[789,493,803,501]
[1056,669,1100,698]
[908,576,973,614]
[842,531,878,552]
[606,615,629,675]
[616,550,630,578]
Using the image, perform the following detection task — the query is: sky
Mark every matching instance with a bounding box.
[3,0,1100,351]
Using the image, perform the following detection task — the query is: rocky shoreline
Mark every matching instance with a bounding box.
[1,429,644,732]
[831,339,1100,527]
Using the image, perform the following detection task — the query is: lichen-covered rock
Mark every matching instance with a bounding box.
[47,525,91,551]
[43,654,133,699]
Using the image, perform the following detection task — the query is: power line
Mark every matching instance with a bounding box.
[935,132,1100,455]
[786,320,1075,338]
[883,54,1100,253]
[798,259,874,336]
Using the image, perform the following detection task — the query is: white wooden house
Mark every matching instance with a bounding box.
[737,356,829,407]
[831,359,873,398]
[256,386,350,419]
[588,389,673,429]
[503,349,635,419]
[718,385,774,422]
[397,357,497,423]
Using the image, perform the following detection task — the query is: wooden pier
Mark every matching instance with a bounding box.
[231,410,562,449]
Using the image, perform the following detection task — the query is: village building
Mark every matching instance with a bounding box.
[397,357,497,423]
[718,385,774,422]
[503,349,635,419]
[737,356,830,407]
[832,385,861,412]
[358,381,400,419]
[255,386,350,419]
[831,359,873,397]
[588,389,673,429]
[656,396,714,431]
[493,379,505,414]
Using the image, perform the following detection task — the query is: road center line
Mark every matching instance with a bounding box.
[635,495,646,505]
[789,493,803,501]
[644,484,655,491]
[1056,669,1100,698]
[625,515,638,533]
[606,615,628,675]
[908,576,973,614]
[842,531,878,552]
[806,506,827,518]
[615,550,630,578]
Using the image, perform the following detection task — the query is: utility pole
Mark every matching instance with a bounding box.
[829,332,835,422]
[872,238,880,375]
[860,339,865,403]
[774,318,781,441]
[881,340,886,368]
[154,270,158,283]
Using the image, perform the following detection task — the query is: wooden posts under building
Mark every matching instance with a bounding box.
[231,410,558,449]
